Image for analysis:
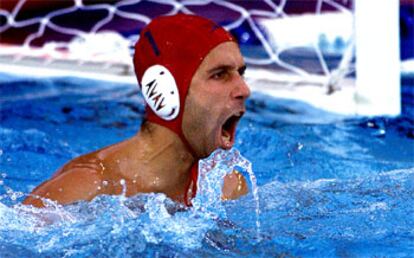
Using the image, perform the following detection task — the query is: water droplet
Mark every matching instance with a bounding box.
[120,179,127,196]
[99,162,106,171]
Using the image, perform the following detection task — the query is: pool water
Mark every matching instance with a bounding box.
[0,73,413,257]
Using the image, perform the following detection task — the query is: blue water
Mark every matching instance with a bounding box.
[0,73,413,257]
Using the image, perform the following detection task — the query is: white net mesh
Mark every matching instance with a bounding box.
[0,0,354,89]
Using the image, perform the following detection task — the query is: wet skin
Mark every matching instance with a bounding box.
[23,42,251,208]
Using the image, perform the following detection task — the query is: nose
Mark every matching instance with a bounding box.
[231,76,251,100]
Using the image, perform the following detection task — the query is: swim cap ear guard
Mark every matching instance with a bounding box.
[133,14,235,153]
[140,64,180,121]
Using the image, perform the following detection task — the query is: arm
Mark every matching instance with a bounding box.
[23,168,105,208]
[221,170,248,200]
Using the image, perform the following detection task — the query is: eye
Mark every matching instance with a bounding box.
[211,69,228,80]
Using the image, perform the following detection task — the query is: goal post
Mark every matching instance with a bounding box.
[0,0,403,117]
[354,0,401,116]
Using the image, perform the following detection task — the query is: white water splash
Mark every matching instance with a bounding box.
[0,148,260,254]
[193,148,261,240]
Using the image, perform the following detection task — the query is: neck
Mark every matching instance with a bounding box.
[139,121,196,176]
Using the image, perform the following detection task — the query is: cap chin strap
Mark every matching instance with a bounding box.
[134,14,237,207]
[141,65,199,206]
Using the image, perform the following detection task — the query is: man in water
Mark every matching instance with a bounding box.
[23,14,250,208]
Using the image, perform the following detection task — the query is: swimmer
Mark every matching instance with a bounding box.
[23,14,250,208]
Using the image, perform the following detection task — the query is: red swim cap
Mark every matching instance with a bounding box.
[133,14,235,151]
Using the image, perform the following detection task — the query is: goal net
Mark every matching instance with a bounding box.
[0,0,375,115]
[0,1,354,79]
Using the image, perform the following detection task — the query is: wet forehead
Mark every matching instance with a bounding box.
[198,42,244,73]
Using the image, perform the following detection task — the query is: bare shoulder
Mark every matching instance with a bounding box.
[23,157,107,208]
[23,137,145,208]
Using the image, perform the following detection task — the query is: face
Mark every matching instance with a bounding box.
[182,42,251,158]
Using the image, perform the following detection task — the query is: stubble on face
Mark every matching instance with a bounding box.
[182,42,247,158]
[182,90,217,158]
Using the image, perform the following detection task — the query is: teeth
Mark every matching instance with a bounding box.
[222,131,231,147]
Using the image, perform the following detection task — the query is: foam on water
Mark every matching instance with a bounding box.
[1,153,414,257]
[0,148,260,257]
[1,73,414,256]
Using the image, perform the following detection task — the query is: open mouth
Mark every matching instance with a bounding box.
[220,112,243,150]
